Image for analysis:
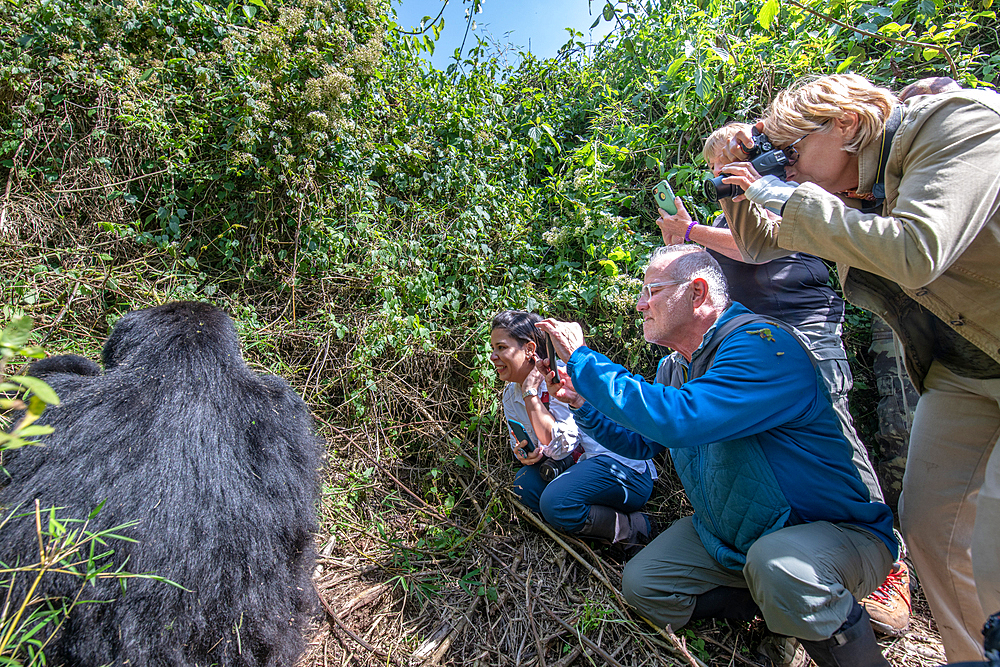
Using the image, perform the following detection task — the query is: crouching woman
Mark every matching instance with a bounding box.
[489,310,656,552]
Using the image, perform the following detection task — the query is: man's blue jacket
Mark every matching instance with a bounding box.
[569,302,897,569]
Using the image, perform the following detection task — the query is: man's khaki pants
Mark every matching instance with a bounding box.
[901,360,1000,662]
[621,515,891,641]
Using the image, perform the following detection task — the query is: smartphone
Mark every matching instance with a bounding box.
[545,333,562,383]
[653,180,677,215]
[508,419,535,454]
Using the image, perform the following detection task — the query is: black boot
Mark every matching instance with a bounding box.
[577,505,619,542]
[799,603,889,667]
[690,586,762,622]
[578,506,655,561]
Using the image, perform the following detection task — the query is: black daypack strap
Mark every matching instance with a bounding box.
[658,312,819,389]
[865,105,903,214]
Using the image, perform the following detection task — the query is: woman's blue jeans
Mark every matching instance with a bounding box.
[513,455,654,534]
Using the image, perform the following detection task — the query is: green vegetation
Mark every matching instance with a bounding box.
[1,317,54,453]
[2,0,995,662]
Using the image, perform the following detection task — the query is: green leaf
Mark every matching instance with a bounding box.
[14,424,54,437]
[757,0,780,29]
[603,2,614,21]
[598,259,619,276]
[665,55,687,77]
[836,54,860,72]
[6,375,60,405]
[608,246,630,261]
[1,314,33,347]
[88,499,108,519]
[694,67,707,99]
[48,513,66,537]
[28,394,49,417]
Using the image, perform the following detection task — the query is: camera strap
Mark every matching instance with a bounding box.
[867,104,904,213]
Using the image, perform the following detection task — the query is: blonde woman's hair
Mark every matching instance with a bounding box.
[762,74,898,154]
[702,122,750,164]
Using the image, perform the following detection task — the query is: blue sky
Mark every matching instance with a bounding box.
[393,0,616,69]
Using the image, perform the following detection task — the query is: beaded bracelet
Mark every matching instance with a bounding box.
[684,220,698,243]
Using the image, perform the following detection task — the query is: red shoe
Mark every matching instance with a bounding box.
[862,560,911,636]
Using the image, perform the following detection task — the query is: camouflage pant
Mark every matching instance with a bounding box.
[869,317,920,513]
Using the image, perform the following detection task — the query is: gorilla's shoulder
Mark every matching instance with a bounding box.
[256,372,298,394]
[255,373,312,415]
[22,355,102,403]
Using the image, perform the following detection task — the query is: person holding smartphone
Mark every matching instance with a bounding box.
[490,310,656,554]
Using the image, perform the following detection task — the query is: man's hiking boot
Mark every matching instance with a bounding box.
[582,508,655,562]
[862,560,911,636]
[619,512,657,560]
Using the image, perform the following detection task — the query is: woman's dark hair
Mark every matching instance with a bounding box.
[490,310,546,352]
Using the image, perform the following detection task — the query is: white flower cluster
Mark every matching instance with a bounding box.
[304,66,354,107]
[278,7,306,33]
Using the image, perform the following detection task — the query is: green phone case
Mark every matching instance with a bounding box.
[653,180,677,215]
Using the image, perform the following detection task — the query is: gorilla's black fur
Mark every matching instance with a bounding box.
[1,301,322,666]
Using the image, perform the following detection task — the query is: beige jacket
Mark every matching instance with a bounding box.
[725,89,1000,392]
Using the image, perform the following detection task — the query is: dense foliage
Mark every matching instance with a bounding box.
[1,0,997,661]
[3,0,996,377]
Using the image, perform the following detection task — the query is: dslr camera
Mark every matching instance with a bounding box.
[703,131,790,202]
[539,455,574,483]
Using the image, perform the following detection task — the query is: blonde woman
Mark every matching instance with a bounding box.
[716,74,1000,663]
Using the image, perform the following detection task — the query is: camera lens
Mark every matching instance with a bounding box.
[703,175,736,202]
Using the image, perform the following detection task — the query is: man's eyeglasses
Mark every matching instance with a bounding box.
[783,134,809,166]
[638,280,687,302]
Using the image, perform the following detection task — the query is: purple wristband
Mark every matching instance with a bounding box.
[684,221,698,243]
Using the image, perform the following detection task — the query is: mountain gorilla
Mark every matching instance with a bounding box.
[1,301,322,666]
